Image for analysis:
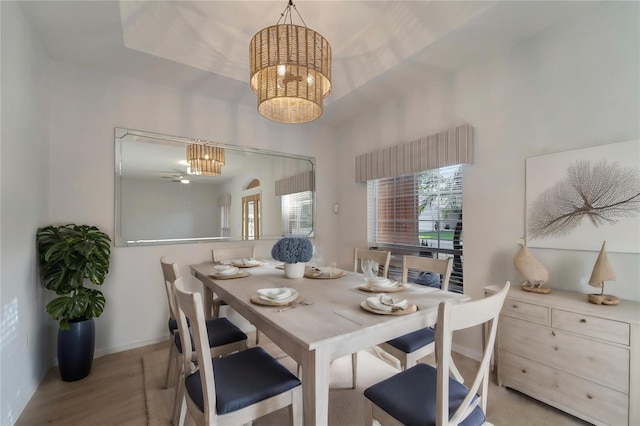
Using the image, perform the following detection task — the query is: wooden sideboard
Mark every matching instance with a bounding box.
[484,285,639,426]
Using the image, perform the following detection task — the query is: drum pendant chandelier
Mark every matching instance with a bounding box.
[186,144,225,176]
[249,0,331,124]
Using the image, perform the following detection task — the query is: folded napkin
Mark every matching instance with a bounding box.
[366,294,408,312]
[239,258,260,266]
[366,277,397,288]
[214,265,239,276]
[257,287,293,301]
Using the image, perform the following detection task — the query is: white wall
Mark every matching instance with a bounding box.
[121,178,220,240]
[45,59,340,358]
[335,1,640,356]
[0,2,50,423]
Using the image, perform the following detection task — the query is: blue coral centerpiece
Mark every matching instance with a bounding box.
[271,237,313,278]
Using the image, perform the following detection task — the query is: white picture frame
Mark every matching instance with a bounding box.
[525,139,640,253]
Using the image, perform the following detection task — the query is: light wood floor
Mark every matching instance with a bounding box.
[16,341,169,426]
[17,338,589,426]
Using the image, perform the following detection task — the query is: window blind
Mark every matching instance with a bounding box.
[367,165,465,292]
[282,191,314,236]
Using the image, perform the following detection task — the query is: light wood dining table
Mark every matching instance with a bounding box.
[190,262,469,425]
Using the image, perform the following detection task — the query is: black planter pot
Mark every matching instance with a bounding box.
[57,318,95,381]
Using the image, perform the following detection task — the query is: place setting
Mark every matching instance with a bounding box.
[358,276,407,292]
[208,264,250,279]
[250,287,302,306]
[360,293,417,315]
[227,257,264,268]
[304,264,346,279]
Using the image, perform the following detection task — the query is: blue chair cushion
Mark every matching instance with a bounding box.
[174,317,247,353]
[168,317,190,334]
[185,347,301,415]
[414,272,441,288]
[364,363,485,426]
[386,328,435,353]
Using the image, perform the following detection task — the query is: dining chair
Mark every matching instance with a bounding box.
[353,248,391,278]
[363,281,510,426]
[211,246,261,344]
[351,248,392,388]
[160,258,249,426]
[377,255,454,372]
[173,279,303,426]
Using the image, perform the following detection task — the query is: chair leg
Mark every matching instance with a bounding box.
[164,340,177,388]
[255,329,260,345]
[351,352,357,389]
[172,372,186,426]
[364,398,374,426]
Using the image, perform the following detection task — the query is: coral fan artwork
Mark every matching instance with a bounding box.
[526,140,640,253]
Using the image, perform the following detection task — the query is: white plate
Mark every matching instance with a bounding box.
[257,287,294,301]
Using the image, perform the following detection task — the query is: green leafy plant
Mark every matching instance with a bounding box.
[36,224,111,330]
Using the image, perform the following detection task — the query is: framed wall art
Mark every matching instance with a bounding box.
[525,139,640,253]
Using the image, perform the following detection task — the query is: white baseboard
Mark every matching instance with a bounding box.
[452,343,482,362]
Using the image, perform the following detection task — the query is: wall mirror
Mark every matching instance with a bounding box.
[114,127,315,247]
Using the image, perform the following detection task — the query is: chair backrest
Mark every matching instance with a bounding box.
[174,280,217,423]
[353,248,391,278]
[211,246,256,263]
[401,255,453,290]
[160,257,182,320]
[435,281,510,425]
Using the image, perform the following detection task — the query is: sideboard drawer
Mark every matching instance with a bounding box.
[500,316,629,393]
[500,351,629,426]
[552,309,630,345]
[501,299,549,325]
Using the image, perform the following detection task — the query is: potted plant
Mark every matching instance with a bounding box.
[36,224,111,381]
[271,237,313,278]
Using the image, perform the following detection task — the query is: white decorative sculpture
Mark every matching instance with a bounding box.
[514,239,551,293]
[588,241,619,305]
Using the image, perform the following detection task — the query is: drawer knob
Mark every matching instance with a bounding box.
[553,346,559,351]
[586,394,593,400]
[551,331,556,337]
[512,304,518,309]
[580,319,587,323]
[521,369,527,374]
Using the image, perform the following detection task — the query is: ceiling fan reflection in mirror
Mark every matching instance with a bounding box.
[160,172,190,184]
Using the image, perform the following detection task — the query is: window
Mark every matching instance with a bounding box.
[367,165,465,292]
[242,193,260,240]
[220,205,230,238]
[282,191,314,236]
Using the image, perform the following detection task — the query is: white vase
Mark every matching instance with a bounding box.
[283,262,305,279]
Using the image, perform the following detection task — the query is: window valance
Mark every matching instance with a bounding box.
[217,194,231,207]
[275,170,315,196]
[355,123,474,183]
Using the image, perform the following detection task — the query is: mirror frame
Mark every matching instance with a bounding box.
[114,127,315,247]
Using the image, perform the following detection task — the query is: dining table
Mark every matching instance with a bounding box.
[189,262,469,425]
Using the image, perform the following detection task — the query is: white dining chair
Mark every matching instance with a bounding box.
[173,279,303,426]
[210,246,260,344]
[160,257,248,426]
[351,248,392,388]
[377,255,454,371]
[364,281,510,426]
